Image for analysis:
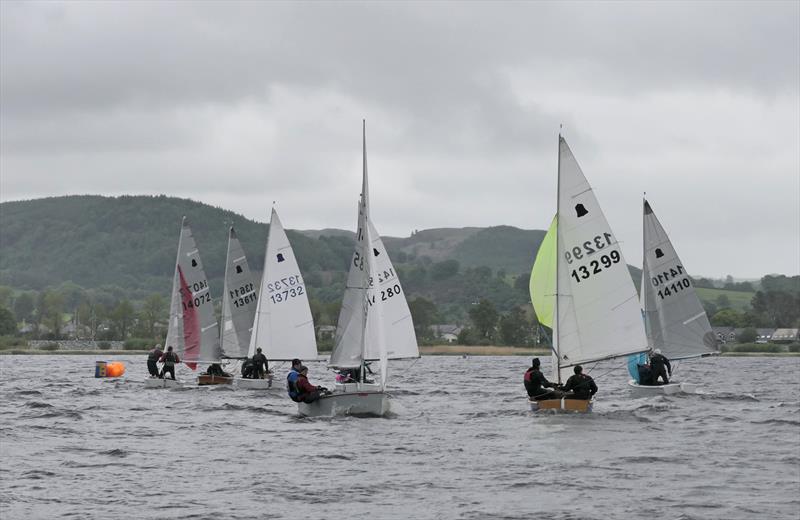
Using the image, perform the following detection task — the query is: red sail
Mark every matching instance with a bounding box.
[179,266,200,370]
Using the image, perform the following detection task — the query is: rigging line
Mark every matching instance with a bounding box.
[585,360,631,381]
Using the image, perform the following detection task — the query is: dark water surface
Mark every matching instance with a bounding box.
[1,355,798,519]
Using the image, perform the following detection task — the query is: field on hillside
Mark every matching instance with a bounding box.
[695,287,754,311]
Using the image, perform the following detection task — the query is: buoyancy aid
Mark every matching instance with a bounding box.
[286,370,301,401]
[163,351,177,367]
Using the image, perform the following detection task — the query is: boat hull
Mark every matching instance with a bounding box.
[627,380,683,396]
[528,397,592,413]
[297,383,388,417]
[236,377,276,390]
[144,378,182,389]
[197,374,234,386]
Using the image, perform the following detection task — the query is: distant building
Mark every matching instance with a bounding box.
[712,326,736,344]
[755,328,776,344]
[732,328,776,343]
[430,324,464,343]
[770,328,799,343]
[317,325,337,340]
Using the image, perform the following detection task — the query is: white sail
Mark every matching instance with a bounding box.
[641,199,718,360]
[220,227,257,359]
[164,217,221,367]
[248,208,318,361]
[330,200,369,368]
[553,136,648,379]
[330,122,418,369]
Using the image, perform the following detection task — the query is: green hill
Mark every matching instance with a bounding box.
[695,287,755,311]
[0,196,551,318]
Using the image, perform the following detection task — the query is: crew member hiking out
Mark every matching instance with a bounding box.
[147,344,163,378]
[523,358,561,400]
[293,365,328,404]
[159,346,180,380]
[562,365,597,400]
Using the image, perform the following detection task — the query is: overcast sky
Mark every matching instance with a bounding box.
[1,1,798,279]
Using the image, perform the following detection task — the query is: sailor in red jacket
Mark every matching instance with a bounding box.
[295,365,328,403]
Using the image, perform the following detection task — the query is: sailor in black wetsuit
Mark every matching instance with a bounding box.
[252,348,270,379]
[562,365,597,400]
[523,358,560,400]
[649,348,672,384]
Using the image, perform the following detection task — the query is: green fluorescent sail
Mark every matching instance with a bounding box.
[530,214,557,328]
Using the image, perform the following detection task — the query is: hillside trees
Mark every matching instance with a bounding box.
[469,299,498,340]
[498,307,530,346]
[409,297,439,340]
[0,306,16,335]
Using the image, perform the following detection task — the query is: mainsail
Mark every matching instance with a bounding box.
[165,217,222,369]
[330,122,418,369]
[530,136,648,382]
[640,199,718,360]
[248,208,317,361]
[220,227,257,359]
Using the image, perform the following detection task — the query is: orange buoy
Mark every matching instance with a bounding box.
[104,361,126,377]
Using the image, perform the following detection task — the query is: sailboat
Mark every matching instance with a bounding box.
[241,208,318,390]
[208,226,258,385]
[528,135,649,411]
[146,217,222,388]
[298,122,419,417]
[627,198,719,395]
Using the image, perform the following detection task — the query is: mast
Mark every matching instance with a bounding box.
[554,133,562,384]
[360,120,368,383]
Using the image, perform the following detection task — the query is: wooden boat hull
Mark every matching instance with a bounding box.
[297,383,388,417]
[528,397,592,413]
[236,377,277,390]
[627,379,683,396]
[144,378,182,389]
[197,374,234,386]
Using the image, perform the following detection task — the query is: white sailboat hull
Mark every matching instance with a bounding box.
[528,397,593,413]
[297,383,389,417]
[144,378,182,389]
[627,380,683,396]
[236,377,278,390]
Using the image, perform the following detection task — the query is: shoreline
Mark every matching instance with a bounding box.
[2,347,796,357]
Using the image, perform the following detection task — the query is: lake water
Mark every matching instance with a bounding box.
[1,354,798,519]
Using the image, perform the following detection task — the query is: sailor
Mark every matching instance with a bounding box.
[649,348,672,384]
[252,348,271,379]
[561,365,597,400]
[147,344,163,378]
[286,358,303,401]
[159,346,180,380]
[206,363,230,378]
[294,365,328,404]
[523,358,560,400]
[241,358,256,378]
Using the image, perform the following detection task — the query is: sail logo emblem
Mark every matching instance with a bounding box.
[655,248,664,258]
[276,253,285,262]
[575,204,589,217]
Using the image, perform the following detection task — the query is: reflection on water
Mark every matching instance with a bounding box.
[1,354,798,519]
